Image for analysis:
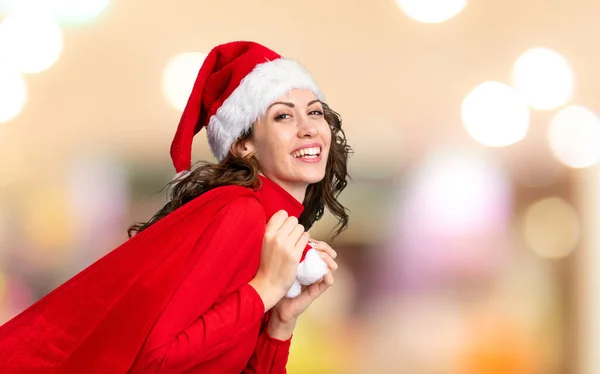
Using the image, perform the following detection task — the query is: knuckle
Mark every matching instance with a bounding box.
[274,235,286,246]
[269,213,283,223]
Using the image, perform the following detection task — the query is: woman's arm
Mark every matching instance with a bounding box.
[130,197,267,373]
[243,314,296,374]
[243,240,338,374]
[136,284,267,371]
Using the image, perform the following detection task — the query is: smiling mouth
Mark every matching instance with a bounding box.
[291,147,321,159]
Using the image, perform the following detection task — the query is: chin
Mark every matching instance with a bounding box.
[298,170,326,185]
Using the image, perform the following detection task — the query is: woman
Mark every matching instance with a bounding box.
[0,41,351,374]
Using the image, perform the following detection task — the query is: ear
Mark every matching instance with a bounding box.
[230,137,256,158]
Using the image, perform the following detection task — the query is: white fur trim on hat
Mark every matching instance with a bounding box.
[206,58,325,161]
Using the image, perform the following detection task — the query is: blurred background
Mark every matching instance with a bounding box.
[1,0,600,373]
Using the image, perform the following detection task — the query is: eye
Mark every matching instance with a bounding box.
[274,113,292,121]
[308,110,324,116]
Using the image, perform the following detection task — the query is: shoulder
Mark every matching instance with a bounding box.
[211,185,266,222]
[206,189,267,241]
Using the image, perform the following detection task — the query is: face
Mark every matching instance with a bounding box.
[238,89,331,201]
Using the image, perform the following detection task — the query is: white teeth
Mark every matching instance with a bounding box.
[292,147,321,158]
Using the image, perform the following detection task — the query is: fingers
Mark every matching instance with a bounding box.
[312,272,334,297]
[323,271,334,287]
[314,240,339,272]
[318,251,338,272]
[266,211,305,243]
[289,222,305,240]
[295,232,310,252]
[302,270,335,301]
[313,240,337,259]
[280,216,300,236]
[265,210,289,232]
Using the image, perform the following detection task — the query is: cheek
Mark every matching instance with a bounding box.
[321,123,333,146]
[267,130,295,154]
[267,140,288,164]
[256,137,291,168]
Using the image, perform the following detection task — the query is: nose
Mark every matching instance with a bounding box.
[297,115,318,138]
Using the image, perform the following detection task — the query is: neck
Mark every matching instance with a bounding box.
[286,185,306,203]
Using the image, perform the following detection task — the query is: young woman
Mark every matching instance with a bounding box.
[0,41,351,374]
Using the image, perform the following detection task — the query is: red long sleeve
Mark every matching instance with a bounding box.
[132,285,265,373]
[130,196,268,373]
[244,327,292,374]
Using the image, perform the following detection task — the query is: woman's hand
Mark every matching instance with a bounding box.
[249,210,309,312]
[267,240,338,340]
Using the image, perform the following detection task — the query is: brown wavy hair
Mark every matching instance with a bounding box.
[128,103,352,239]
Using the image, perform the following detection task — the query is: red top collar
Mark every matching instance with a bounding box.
[255,175,304,219]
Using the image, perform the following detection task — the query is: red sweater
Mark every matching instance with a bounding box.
[0,176,303,374]
[130,176,302,373]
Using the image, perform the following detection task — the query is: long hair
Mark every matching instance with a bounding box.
[128,103,352,239]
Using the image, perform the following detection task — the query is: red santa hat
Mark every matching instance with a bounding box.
[170,41,325,173]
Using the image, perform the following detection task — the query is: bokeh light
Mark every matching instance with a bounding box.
[389,150,513,287]
[49,0,111,25]
[522,197,580,259]
[512,48,573,110]
[462,81,530,147]
[0,64,27,123]
[162,52,207,111]
[412,150,512,235]
[396,0,467,23]
[547,105,600,169]
[0,9,63,73]
[0,0,110,25]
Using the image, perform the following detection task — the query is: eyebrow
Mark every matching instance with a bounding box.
[267,99,322,110]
